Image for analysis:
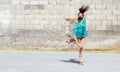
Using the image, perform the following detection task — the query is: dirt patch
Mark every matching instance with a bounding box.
[0,48,120,54]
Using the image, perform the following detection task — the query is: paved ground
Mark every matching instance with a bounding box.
[0,51,120,72]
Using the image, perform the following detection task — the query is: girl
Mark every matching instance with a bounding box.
[66,5,89,65]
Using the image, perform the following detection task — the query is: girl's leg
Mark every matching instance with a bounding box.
[76,38,86,64]
[66,38,75,44]
[66,36,76,44]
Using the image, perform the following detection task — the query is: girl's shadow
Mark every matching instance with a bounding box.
[59,59,79,64]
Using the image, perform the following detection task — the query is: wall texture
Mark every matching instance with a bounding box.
[0,0,120,49]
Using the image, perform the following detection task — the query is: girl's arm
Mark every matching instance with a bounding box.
[65,18,77,23]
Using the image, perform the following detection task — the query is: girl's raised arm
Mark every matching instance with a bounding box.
[65,18,77,23]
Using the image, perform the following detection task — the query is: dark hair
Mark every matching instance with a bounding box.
[77,5,89,23]
[79,5,89,14]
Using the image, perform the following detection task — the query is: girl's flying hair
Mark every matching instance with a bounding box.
[79,5,89,14]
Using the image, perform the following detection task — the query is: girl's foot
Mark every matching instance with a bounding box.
[66,40,70,44]
[66,38,75,44]
[79,58,83,65]
[79,61,83,65]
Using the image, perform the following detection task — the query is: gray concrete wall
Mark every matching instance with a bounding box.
[0,0,120,49]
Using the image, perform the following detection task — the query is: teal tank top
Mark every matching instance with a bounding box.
[75,18,88,38]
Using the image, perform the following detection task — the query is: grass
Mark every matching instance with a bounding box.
[0,48,120,54]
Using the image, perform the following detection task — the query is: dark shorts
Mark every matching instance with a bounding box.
[76,37,85,40]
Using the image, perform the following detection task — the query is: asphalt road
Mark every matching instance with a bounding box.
[0,51,120,72]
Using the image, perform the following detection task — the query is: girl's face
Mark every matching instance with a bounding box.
[78,13,84,21]
[78,13,83,17]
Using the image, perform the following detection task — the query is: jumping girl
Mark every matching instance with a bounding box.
[66,5,89,65]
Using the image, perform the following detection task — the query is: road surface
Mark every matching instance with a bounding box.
[0,51,120,72]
